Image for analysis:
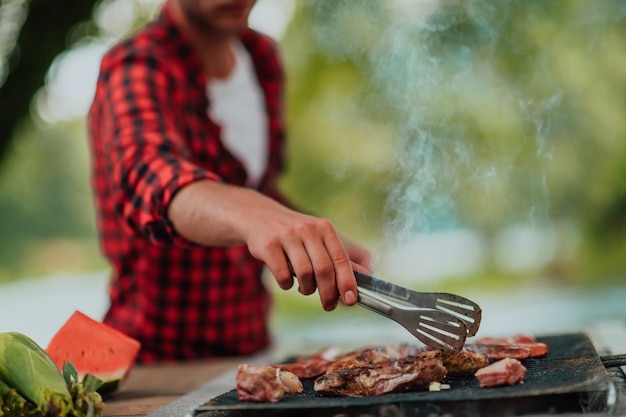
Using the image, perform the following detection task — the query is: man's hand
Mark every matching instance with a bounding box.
[168,180,371,311]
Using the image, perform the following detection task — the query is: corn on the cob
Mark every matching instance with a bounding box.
[0,332,71,414]
[0,373,38,417]
[0,332,104,417]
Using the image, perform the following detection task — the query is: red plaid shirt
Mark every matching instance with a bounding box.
[87,4,286,362]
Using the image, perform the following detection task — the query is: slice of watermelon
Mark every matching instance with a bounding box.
[45,310,141,395]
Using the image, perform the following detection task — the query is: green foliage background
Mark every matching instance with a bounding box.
[0,0,624,290]
[280,0,626,287]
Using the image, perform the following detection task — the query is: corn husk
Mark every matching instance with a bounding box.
[0,375,38,417]
[0,332,71,416]
[0,332,105,417]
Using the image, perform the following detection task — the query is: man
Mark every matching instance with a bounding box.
[87,0,371,362]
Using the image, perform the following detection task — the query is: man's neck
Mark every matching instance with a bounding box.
[199,37,236,79]
[168,3,238,78]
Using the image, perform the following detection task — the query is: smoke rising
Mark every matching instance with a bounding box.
[310,0,626,245]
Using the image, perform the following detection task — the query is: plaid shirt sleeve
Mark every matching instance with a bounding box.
[89,38,221,245]
[88,8,286,362]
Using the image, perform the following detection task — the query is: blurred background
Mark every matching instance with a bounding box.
[0,0,625,350]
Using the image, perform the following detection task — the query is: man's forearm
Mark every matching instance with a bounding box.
[167,179,290,247]
[167,178,365,311]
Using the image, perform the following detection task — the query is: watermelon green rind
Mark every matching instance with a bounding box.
[97,380,121,397]
[45,311,141,395]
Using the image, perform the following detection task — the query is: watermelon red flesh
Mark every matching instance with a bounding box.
[45,311,141,393]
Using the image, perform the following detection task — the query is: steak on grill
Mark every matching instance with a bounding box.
[272,347,342,379]
[241,334,548,402]
[313,350,447,397]
[324,348,396,375]
[236,364,303,402]
[273,344,425,379]
[471,334,549,359]
[465,343,533,360]
[442,349,490,375]
[474,357,527,388]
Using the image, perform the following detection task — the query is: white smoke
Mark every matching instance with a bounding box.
[309,0,626,278]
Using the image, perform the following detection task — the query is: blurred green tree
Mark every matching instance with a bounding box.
[297,0,626,282]
[0,0,624,285]
[0,0,98,163]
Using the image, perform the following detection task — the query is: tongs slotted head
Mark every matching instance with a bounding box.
[354,271,482,352]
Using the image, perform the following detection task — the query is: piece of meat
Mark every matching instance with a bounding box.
[325,348,393,374]
[273,356,333,379]
[473,334,548,358]
[236,364,303,403]
[465,343,532,360]
[475,333,537,344]
[442,350,490,375]
[274,344,429,380]
[474,357,527,388]
[314,350,447,397]
[513,342,549,357]
[369,343,427,359]
[278,368,304,393]
[272,346,342,379]
[511,334,538,344]
[467,341,548,359]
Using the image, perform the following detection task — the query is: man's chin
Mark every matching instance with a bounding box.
[216,22,250,36]
[190,17,249,37]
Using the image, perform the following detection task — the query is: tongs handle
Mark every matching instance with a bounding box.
[355,271,412,302]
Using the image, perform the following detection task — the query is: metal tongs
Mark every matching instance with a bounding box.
[355,271,482,352]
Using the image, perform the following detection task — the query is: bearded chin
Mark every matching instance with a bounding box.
[188,10,250,38]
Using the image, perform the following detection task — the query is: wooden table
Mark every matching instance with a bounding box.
[103,357,241,417]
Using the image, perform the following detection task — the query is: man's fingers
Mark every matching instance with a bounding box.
[247,214,365,311]
[263,249,294,291]
[320,228,357,308]
[302,240,338,311]
[285,247,317,296]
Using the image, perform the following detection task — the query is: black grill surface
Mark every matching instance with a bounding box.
[193,333,613,417]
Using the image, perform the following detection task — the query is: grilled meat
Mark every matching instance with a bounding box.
[474,357,527,388]
[325,348,393,374]
[510,341,549,357]
[273,356,332,379]
[475,333,537,345]
[314,350,447,397]
[466,340,548,360]
[280,343,427,379]
[370,343,426,358]
[473,334,549,358]
[465,343,532,360]
[272,347,342,379]
[241,335,547,402]
[236,364,303,403]
[442,349,490,375]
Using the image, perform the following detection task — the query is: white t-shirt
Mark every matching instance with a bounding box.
[206,41,268,187]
